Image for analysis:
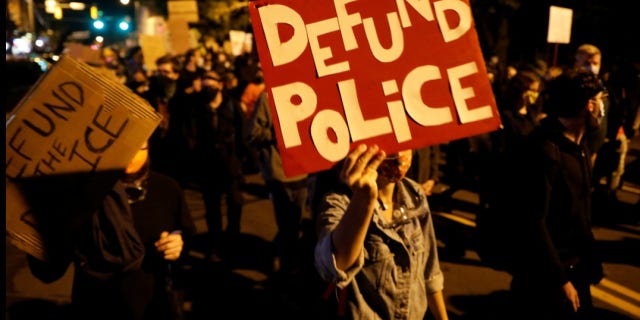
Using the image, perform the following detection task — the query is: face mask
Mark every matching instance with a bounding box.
[377,151,412,183]
[122,160,150,203]
[203,86,220,101]
[585,64,600,75]
[122,146,150,203]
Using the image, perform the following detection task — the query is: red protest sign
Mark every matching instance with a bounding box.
[249,0,500,177]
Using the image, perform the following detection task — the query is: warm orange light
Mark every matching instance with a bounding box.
[54,5,63,20]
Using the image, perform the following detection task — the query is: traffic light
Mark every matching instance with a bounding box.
[92,19,105,30]
[118,20,130,31]
[90,5,98,19]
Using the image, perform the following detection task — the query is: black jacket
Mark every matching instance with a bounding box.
[507,117,602,286]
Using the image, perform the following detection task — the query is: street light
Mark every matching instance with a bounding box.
[118,20,130,31]
[92,20,105,30]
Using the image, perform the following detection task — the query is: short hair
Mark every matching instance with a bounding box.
[575,44,601,61]
[543,68,604,118]
[155,54,174,67]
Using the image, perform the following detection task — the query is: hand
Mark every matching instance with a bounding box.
[193,79,202,92]
[562,281,580,312]
[340,144,386,200]
[155,231,184,261]
[421,179,436,196]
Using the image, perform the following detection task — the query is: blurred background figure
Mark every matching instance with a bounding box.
[192,70,246,261]
[247,91,309,298]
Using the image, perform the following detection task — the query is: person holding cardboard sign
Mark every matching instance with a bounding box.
[26,141,193,320]
[314,145,448,319]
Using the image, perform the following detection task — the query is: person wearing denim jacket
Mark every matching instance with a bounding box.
[314,145,448,320]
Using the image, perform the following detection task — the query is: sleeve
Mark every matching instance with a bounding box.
[247,91,274,149]
[313,193,365,288]
[172,177,194,237]
[422,207,445,294]
[515,140,568,286]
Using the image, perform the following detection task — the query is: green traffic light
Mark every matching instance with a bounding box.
[118,21,130,31]
[92,20,105,30]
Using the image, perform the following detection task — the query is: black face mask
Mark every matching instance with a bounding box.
[160,76,176,88]
[121,159,150,204]
[203,86,220,101]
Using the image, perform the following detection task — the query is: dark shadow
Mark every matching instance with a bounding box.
[444,291,513,320]
[10,170,126,226]
[178,230,326,320]
[444,292,636,320]
[174,219,331,320]
[7,299,72,320]
[239,181,270,199]
[432,213,474,261]
[595,237,640,267]
[590,307,637,320]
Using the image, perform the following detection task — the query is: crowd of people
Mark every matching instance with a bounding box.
[6,38,639,320]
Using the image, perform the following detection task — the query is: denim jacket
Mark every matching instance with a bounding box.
[315,178,444,320]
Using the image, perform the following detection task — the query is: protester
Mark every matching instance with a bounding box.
[573,43,632,223]
[493,69,544,155]
[572,44,612,164]
[507,69,606,320]
[126,69,153,104]
[148,54,180,113]
[164,49,206,187]
[407,145,443,197]
[147,54,181,177]
[124,45,146,81]
[475,70,544,273]
[176,48,206,96]
[314,145,448,319]
[26,141,193,320]
[247,91,310,293]
[192,70,246,260]
[240,70,265,120]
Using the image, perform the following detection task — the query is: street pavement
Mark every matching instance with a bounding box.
[6,134,640,320]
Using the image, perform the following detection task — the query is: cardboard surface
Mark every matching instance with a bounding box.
[5,55,162,261]
[250,0,501,177]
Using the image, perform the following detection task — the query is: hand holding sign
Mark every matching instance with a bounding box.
[6,55,162,261]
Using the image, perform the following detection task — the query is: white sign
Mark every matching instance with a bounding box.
[547,6,573,44]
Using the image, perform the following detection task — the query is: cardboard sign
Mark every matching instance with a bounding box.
[168,0,199,23]
[64,42,104,66]
[250,0,500,177]
[547,6,573,44]
[139,34,168,72]
[5,55,162,261]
